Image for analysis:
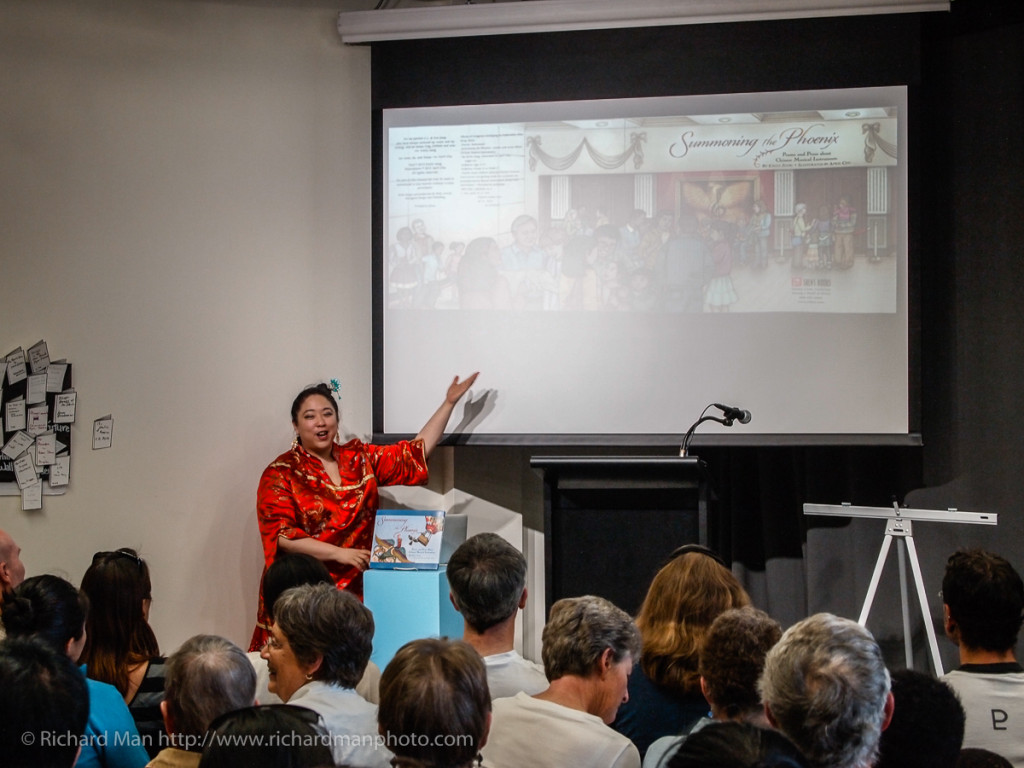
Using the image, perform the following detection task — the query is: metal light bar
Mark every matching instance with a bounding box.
[338,0,949,44]
[804,503,997,525]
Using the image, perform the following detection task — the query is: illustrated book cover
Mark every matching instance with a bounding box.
[369,510,445,569]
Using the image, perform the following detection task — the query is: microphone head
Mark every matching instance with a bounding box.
[739,410,752,424]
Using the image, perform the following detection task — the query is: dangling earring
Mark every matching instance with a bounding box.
[292,433,299,448]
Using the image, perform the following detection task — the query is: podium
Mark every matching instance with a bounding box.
[363,566,463,669]
[531,455,710,615]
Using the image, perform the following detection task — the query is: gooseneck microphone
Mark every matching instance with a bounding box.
[680,403,753,456]
[713,403,752,424]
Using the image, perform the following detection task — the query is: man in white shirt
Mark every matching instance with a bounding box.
[447,533,548,699]
[482,595,642,768]
[940,549,1024,768]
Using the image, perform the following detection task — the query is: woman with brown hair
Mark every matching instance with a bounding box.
[80,548,165,759]
[379,637,492,768]
[612,545,751,760]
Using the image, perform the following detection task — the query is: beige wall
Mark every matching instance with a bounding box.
[0,0,374,651]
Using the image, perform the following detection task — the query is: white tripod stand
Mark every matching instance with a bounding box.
[804,501,997,675]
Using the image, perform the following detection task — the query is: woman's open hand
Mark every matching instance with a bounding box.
[445,372,479,405]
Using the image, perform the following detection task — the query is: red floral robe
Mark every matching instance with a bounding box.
[249,437,428,651]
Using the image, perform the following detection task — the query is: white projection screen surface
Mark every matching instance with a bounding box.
[380,86,909,441]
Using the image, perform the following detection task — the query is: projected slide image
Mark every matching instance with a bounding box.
[379,88,909,437]
[386,98,900,315]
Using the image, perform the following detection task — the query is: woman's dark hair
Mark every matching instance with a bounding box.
[379,638,491,768]
[0,636,90,768]
[199,705,333,768]
[290,384,339,425]
[698,607,782,719]
[2,574,88,654]
[668,722,809,768]
[79,548,160,697]
[263,552,332,623]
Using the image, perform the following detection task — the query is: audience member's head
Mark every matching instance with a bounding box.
[0,636,90,768]
[667,721,810,768]
[0,528,25,597]
[875,668,964,768]
[447,533,527,634]
[262,552,332,624]
[2,574,88,660]
[198,705,333,768]
[542,595,641,723]
[80,547,160,696]
[379,637,491,768]
[699,606,782,723]
[942,549,1024,655]
[636,545,751,695]
[162,634,257,745]
[957,749,1014,768]
[265,582,372,700]
[759,613,893,768]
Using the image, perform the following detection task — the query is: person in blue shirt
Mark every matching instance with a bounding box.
[3,574,150,768]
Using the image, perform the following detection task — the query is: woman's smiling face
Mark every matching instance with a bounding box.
[260,622,311,702]
[293,394,339,458]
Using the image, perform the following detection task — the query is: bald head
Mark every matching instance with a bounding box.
[0,530,25,596]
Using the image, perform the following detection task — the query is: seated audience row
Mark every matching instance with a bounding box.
[1,528,1022,768]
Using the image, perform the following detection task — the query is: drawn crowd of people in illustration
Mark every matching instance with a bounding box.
[387,195,874,313]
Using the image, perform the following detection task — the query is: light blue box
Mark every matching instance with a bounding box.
[364,565,463,670]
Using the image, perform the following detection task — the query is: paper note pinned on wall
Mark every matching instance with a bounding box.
[92,415,113,450]
[49,455,70,487]
[53,391,77,423]
[26,404,48,437]
[5,398,26,432]
[46,362,68,393]
[27,340,49,374]
[5,348,27,385]
[21,483,42,511]
[13,452,39,489]
[35,432,56,466]
[2,430,34,460]
[26,373,47,404]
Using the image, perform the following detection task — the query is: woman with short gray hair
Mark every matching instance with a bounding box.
[482,595,643,768]
[260,583,390,768]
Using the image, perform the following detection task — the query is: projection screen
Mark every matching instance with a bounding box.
[379,86,908,442]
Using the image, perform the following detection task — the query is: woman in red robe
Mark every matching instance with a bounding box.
[250,373,478,651]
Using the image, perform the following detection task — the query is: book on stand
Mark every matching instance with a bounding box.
[369,510,445,569]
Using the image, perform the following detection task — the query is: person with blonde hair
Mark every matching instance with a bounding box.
[613,545,751,758]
